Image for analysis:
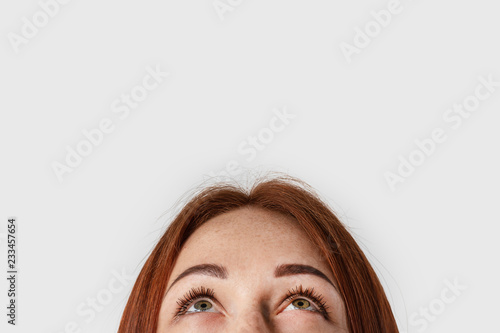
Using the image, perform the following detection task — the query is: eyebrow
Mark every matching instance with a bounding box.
[165,263,228,295]
[165,263,337,296]
[275,263,337,291]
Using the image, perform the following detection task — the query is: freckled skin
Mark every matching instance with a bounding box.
[157,206,349,333]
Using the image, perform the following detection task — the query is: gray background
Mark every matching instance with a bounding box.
[1,0,499,332]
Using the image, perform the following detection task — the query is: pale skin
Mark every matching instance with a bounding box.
[157,206,348,332]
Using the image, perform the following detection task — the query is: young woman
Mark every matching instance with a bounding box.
[118,174,399,332]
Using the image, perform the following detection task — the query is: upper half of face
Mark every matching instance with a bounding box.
[157,206,348,333]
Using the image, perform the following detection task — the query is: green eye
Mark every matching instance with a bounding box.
[292,299,310,309]
[193,300,212,311]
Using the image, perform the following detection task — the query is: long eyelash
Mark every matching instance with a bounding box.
[174,286,215,318]
[283,285,331,319]
[172,285,331,321]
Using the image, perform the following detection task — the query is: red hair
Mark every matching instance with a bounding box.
[118,175,399,332]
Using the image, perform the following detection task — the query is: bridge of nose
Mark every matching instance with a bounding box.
[229,306,275,333]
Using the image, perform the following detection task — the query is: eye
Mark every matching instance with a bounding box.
[174,285,330,321]
[283,298,316,312]
[174,286,220,319]
[280,285,330,319]
[185,299,218,314]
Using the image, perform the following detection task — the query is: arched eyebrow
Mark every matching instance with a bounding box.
[165,264,227,296]
[165,263,337,297]
[274,263,337,291]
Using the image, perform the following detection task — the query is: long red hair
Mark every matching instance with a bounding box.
[118,175,399,332]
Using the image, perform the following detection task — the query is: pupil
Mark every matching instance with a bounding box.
[201,303,207,308]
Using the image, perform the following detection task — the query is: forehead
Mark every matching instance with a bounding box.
[197,206,300,238]
[172,206,330,276]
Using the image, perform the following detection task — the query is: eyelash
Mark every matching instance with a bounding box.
[173,285,330,320]
[174,286,215,318]
[283,285,330,319]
